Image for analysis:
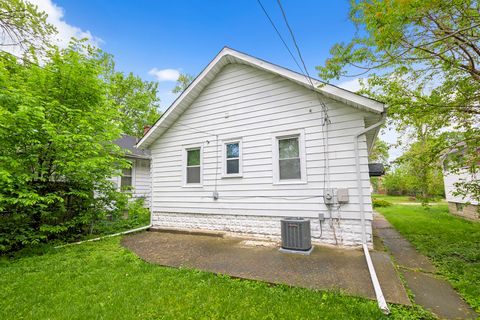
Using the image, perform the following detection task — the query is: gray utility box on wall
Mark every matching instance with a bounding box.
[280,218,312,252]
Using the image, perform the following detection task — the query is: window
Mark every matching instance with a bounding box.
[273,130,306,184]
[186,147,201,184]
[455,202,464,212]
[279,137,301,180]
[223,140,242,177]
[121,166,133,190]
[138,159,149,169]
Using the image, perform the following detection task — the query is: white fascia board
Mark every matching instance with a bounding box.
[136,48,230,149]
[136,47,385,149]
[227,49,384,114]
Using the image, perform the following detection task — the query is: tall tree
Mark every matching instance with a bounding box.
[0,0,55,50]
[172,73,194,94]
[108,72,161,137]
[0,40,128,252]
[317,0,479,202]
[369,139,389,165]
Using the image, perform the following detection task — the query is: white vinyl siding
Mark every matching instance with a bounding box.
[110,158,151,208]
[131,159,151,207]
[149,63,373,220]
[443,168,479,205]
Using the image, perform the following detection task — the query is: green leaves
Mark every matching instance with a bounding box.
[172,73,194,94]
[107,71,161,137]
[0,0,56,52]
[0,40,133,253]
[318,0,480,206]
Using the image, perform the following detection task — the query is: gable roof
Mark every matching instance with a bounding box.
[137,47,385,149]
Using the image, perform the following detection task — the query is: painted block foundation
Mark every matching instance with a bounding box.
[152,212,371,247]
[448,202,479,221]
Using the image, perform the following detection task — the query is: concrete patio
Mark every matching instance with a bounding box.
[121,230,410,305]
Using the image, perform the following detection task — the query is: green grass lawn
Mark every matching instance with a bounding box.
[376,204,480,312]
[0,237,432,319]
[372,194,445,204]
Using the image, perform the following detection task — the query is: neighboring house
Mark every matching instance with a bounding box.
[442,148,479,220]
[136,47,386,246]
[112,134,151,207]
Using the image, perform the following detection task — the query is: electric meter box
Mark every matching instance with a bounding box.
[337,188,349,204]
[323,189,335,205]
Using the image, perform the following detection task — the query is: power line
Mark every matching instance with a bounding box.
[272,0,332,195]
[276,0,314,85]
[256,0,304,77]
[256,0,330,121]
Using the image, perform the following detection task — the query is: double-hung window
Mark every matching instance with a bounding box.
[121,165,133,190]
[273,131,306,183]
[279,137,301,180]
[223,140,242,177]
[185,147,202,185]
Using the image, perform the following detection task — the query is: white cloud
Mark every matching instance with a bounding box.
[148,68,180,82]
[27,0,102,47]
[337,78,363,92]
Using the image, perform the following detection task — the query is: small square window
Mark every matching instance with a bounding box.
[455,203,464,212]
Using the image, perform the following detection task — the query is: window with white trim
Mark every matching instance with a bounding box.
[279,137,301,180]
[223,140,242,177]
[273,131,306,183]
[186,147,201,184]
[121,165,133,190]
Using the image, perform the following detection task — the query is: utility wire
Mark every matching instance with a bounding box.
[276,0,313,84]
[275,0,330,121]
[272,0,332,197]
[256,0,305,78]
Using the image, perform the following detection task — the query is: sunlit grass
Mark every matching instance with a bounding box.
[0,237,431,319]
[377,204,480,312]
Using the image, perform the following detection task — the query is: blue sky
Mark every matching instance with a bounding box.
[30,0,400,159]
[50,0,360,108]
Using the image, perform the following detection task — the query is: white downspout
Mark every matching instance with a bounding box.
[353,111,389,314]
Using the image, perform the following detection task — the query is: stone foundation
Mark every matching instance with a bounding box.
[448,202,479,221]
[151,212,371,247]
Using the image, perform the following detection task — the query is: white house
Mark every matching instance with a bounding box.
[443,148,479,220]
[112,134,152,207]
[137,47,386,246]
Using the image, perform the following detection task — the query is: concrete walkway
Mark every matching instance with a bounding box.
[122,231,410,305]
[373,213,477,319]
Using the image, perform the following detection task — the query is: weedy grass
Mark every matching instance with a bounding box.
[0,237,432,319]
[372,194,444,204]
[377,204,480,313]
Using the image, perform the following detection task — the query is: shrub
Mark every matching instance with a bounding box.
[91,198,150,236]
[0,42,129,254]
[372,198,393,208]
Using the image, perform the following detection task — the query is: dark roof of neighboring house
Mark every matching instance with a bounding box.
[113,134,151,159]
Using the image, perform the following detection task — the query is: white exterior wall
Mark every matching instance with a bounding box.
[111,158,152,208]
[132,158,151,207]
[444,169,479,205]
[149,63,373,245]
